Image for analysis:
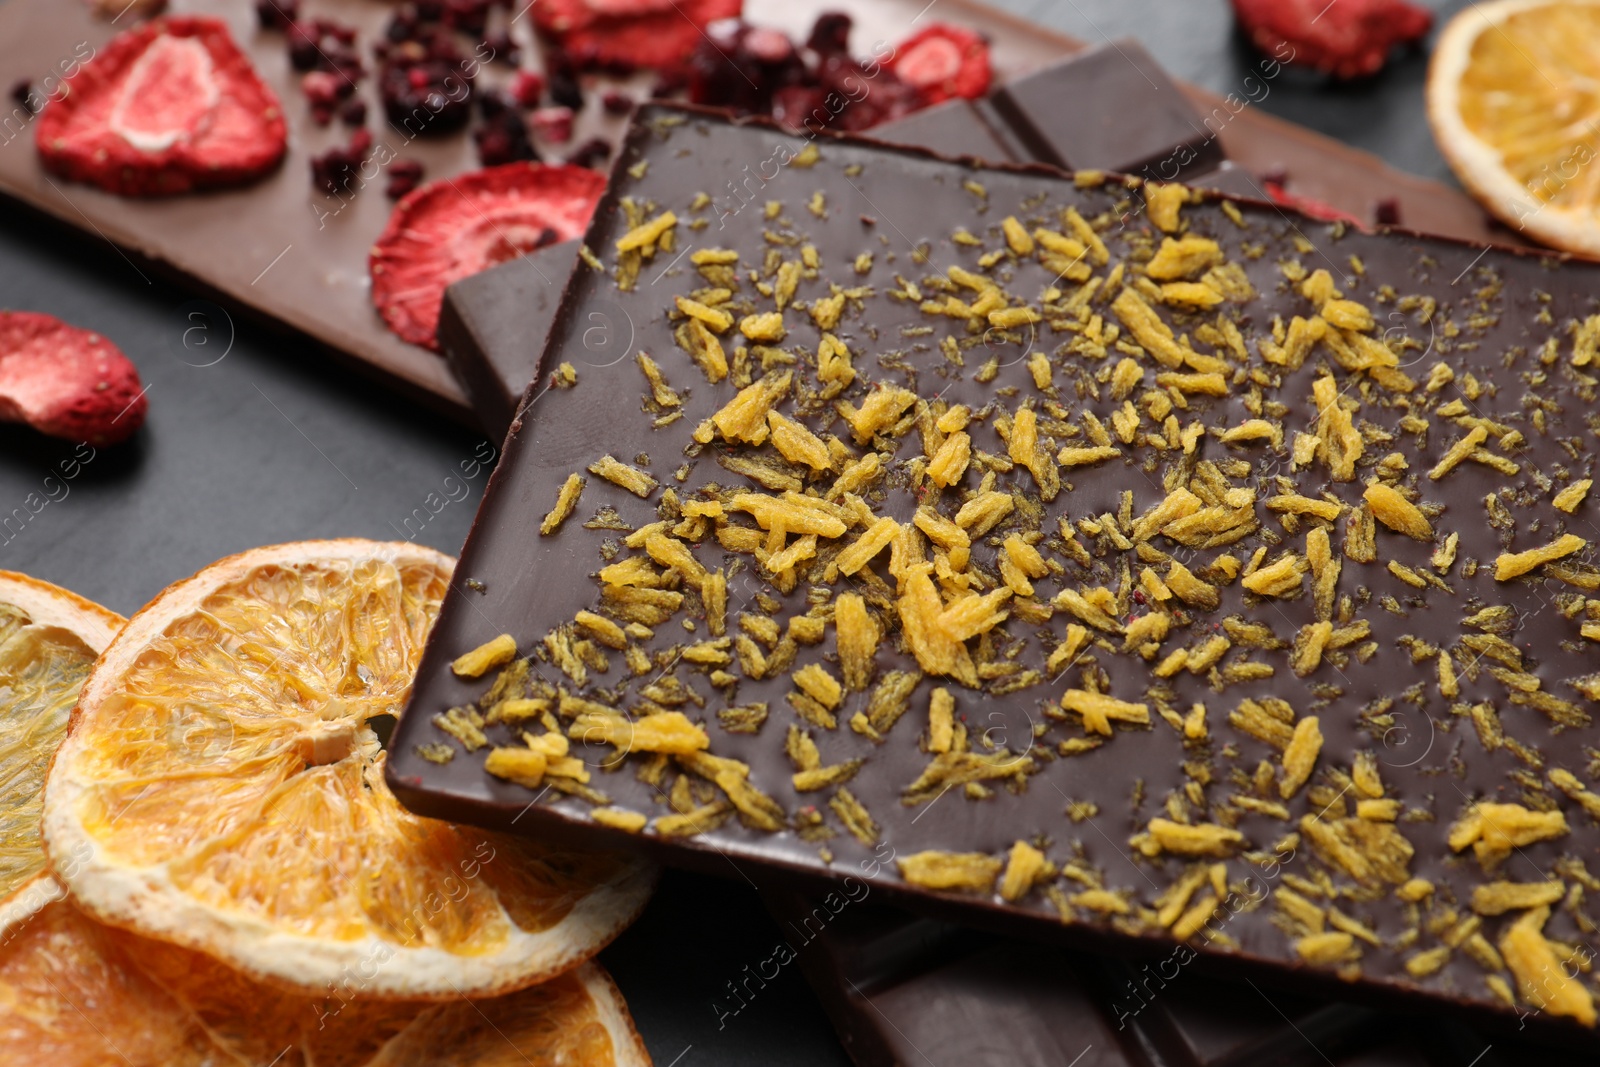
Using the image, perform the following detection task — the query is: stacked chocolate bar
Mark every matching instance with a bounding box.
[406,45,1600,1067]
[438,42,1258,441]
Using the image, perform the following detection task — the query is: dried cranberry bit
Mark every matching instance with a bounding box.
[310,127,373,195]
[601,90,634,115]
[287,19,363,80]
[512,71,547,108]
[547,61,585,111]
[473,107,539,166]
[385,158,425,200]
[530,106,575,145]
[565,137,612,169]
[443,0,493,35]
[9,78,37,114]
[688,19,806,116]
[255,0,299,31]
[481,30,521,66]
[806,11,853,56]
[379,29,477,135]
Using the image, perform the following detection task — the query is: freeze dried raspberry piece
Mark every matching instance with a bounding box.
[889,23,992,106]
[35,17,286,197]
[370,164,605,349]
[1232,0,1431,80]
[532,0,744,72]
[0,312,146,445]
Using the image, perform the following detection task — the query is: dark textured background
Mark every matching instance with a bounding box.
[0,1,1484,1063]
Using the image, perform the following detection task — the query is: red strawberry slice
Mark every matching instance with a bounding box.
[36,16,287,197]
[532,0,744,72]
[889,23,992,106]
[0,312,147,445]
[1263,180,1368,230]
[1232,0,1431,80]
[370,163,606,350]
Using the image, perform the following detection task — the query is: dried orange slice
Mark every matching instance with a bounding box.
[42,540,655,998]
[1428,0,1600,255]
[0,571,123,899]
[0,873,652,1067]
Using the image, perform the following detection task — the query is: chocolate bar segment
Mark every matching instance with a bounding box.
[392,103,1600,1041]
[438,241,581,441]
[442,44,1254,442]
[764,889,1566,1067]
[984,40,1226,181]
[868,99,1020,165]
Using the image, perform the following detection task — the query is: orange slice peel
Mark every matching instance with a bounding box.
[42,539,656,999]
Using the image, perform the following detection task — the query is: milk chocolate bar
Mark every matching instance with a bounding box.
[392,103,1600,1040]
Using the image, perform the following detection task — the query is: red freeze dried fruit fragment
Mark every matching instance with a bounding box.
[370,163,605,349]
[36,17,287,196]
[1232,0,1431,80]
[0,313,146,445]
[1263,179,1368,230]
[889,23,992,105]
[532,0,744,72]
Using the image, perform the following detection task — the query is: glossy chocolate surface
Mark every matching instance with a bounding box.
[984,39,1227,181]
[439,240,581,441]
[392,104,1600,1039]
[763,888,1564,1067]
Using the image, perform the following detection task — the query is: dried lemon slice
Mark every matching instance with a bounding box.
[0,571,123,899]
[0,873,652,1067]
[1428,0,1600,254]
[43,540,655,998]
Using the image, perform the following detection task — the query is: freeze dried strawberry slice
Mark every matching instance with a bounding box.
[1232,0,1431,80]
[0,313,146,445]
[1263,179,1368,230]
[888,23,992,106]
[532,0,744,72]
[36,16,286,197]
[370,163,605,349]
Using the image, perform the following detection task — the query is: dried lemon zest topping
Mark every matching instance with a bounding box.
[1363,483,1432,541]
[540,473,586,536]
[616,210,677,252]
[1494,533,1586,580]
[452,634,517,678]
[588,455,658,498]
[1500,908,1597,1026]
[898,850,1004,892]
[676,295,733,332]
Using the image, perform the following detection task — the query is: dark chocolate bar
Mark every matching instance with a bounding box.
[444,42,1256,442]
[762,888,1568,1067]
[867,98,1020,165]
[438,241,581,441]
[982,39,1227,183]
[392,103,1600,1042]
